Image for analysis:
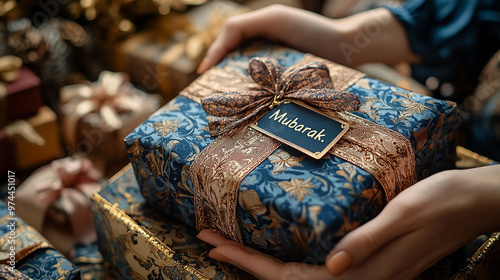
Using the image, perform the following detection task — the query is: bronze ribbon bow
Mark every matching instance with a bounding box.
[201,57,361,136]
[0,55,23,127]
[185,53,417,242]
[60,71,143,149]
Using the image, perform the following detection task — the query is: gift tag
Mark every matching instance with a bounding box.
[251,100,349,159]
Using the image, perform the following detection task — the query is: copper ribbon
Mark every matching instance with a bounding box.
[183,53,416,241]
[201,57,361,136]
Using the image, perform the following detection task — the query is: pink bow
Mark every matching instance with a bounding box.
[201,57,360,136]
[15,157,102,252]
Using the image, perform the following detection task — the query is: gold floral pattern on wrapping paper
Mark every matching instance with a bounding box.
[277,178,315,203]
[150,119,182,137]
[127,139,144,162]
[288,205,327,255]
[238,190,267,221]
[268,150,304,174]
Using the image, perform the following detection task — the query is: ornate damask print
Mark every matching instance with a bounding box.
[0,201,80,279]
[127,139,144,162]
[238,189,267,221]
[150,119,182,137]
[268,150,304,174]
[277,178,315,202]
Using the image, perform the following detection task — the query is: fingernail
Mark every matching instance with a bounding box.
[197,57,209,74]
[209,249,231,263]
[326,250,352,276]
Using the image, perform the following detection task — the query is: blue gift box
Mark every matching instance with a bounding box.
[0,200,80,279]
[124,44,459,263]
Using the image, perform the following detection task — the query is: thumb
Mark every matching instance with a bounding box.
[325,202,409,276]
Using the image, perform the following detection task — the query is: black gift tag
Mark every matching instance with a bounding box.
[251,100,349,159]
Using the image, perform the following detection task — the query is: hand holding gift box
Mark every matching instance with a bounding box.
[193,3,500,279]
[125,43,458,264]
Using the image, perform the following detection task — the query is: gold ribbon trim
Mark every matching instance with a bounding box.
[191,126,281,241]
[329,111,416,201]
[0,220,53,264]
[185,52,416,241]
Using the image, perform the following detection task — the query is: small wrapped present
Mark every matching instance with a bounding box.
[114,0,247,101]
[125,44,459,263]
[14,157,103,256]
[0,55,43,126]
[0,200,80,279]
[59,70,161,166]
[2,105,62,171]
[90,164,254,279]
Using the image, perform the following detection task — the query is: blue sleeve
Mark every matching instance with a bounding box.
[386,0,500,84]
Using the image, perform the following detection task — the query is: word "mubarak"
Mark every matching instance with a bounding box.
[269,109,326,142]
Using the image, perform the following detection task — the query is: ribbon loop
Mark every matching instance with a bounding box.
[201,57,361,136]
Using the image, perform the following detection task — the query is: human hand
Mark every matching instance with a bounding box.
[197,229,334,280]
[197,4,346,74]
[198,165,500,280]
[197,5,420,74]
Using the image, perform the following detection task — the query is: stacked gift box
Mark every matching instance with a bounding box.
[0,0,499,279]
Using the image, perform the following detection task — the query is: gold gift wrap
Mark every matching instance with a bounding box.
[3,106,62,171]
[91,147,499,280]
[90,164,255,280]
[114,0,248,101]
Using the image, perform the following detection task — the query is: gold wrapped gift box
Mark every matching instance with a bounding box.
[113,0,248,101]
[2,106,62,171]
[91,165,255,279]
[91,147,499,280]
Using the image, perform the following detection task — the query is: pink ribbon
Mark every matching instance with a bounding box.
[201,57,361,136]
[15,157,102,248]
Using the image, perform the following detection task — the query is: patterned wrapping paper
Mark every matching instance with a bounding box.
[92,149,499,280]
[125,44,459,263]
[0,200,80,279]
[90,164,255,280]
